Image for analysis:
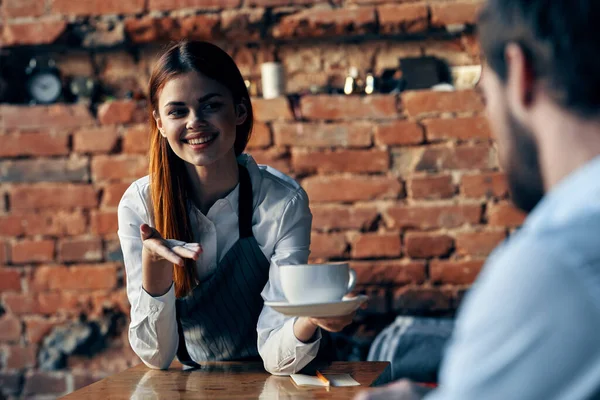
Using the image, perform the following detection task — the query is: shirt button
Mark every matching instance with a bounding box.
[150,305,158,313]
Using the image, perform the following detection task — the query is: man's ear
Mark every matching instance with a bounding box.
[505,43,536,120]
[235,102,248,126]
[153,110,166,137]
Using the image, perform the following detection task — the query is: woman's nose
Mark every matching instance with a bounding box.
[186,112,208,131]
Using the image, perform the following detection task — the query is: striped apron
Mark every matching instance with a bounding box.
[175,164,270,367]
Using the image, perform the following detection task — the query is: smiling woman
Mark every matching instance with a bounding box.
[116,40,356,375]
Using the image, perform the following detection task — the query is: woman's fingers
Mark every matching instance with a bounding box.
[140,223,162,241]
[145,239,184,266]
[171,243,202,260]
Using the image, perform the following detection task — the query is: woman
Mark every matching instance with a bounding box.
[117,40,354,374]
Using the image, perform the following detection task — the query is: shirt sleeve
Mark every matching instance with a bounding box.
[257,188,322,375]
[426,238,600,400]
[118,182,179,370]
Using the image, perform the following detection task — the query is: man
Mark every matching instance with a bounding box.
[357,0,600,398]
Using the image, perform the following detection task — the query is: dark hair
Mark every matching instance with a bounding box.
[147,40,254,297]
[478,0,600,118]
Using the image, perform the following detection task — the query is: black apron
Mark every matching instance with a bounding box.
[175,164,270,367]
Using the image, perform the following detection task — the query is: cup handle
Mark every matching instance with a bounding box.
[347,268,357,293]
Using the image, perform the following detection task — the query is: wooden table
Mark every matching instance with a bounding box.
[62,360,391,399]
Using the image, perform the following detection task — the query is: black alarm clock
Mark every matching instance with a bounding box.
[25,58,63,104]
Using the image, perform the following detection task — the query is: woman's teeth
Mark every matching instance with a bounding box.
[187,134,217,145]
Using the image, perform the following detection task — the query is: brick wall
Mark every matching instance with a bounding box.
[0,0,527,398]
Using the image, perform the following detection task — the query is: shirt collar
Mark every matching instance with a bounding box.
[523,154,600,232]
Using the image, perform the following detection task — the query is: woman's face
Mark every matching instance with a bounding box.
[154,71,247,167]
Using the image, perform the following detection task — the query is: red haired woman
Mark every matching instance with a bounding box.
[117,41,354,374]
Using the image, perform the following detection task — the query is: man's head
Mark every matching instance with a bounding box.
[477,0,600,212]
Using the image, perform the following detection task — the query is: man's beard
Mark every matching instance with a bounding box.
[506,112,545,213]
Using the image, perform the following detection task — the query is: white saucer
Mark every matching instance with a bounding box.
[264,295,368,318]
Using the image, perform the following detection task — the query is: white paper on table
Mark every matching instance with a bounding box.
[290,373,360,387]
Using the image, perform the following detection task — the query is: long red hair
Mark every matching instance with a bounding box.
[147,41,254,298]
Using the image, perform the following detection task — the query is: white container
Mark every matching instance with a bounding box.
[261,62,286,99]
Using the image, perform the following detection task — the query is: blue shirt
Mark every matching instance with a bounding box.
[427,156,600,400]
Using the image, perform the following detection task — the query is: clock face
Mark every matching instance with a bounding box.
[28,72,62,104]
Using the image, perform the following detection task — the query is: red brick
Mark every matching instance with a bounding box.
[73,127,119,154]
[3,19,67,46]
[51,0,144,15]
[25,318,57,344]
[178,14,222,41]
[273,7,376,38]
[408,174,455,200]
[2,293,39,315]
[455,230,506,257]
[424,38,474,66]
[461,172,509,198]
[0,269,21,292]
[122,124,151,154]
[38,292,92,316]
[252,98,293,122]
[148,0,240,10]
[394,287,453,312]
[0,105,93,130]
[9,184,98,210]
[377,3,429,34]
[273,122,372,148]
[309,232,347,260]
[351,260,426,285]
[0,131,69,157]
[0,315,21,342]
[0,215,23,237]
[11,239,54,264]
[292,149,389,174]
[303,175,402,203]
[91,211,118,236]
[58,237,103,262]
[311,204,379,232]
[302,95,398,120]
[222,9,265,41]
[404,232,454,259]
[424,117,491,142]
[4,211,88,236]
[488,202,527,227]
[97,100,138,125]
[101,183,131,208]
[247,0,314,4]
[402,90,484,117]
[430,259,485,285]
[0,158,89,183]
[351,232,401,259]
[374,121,424,146]
[2,0,45,18]
[247,148,290,174]
[431,1,483,27]
[247,122,272,149]
[386,204,482,229]
[5,345,36,369]
[0,241,7,264]
[32,264,119,291]
[23,372,66,396]
[91,155,148,182]
[124,16,178,44]
[416,144,495,172]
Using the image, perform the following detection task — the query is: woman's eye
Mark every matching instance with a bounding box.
[202,102,222,111]
[168,109,186,117]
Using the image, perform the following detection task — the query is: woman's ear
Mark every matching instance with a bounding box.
[153,110,166,137]
[235,102,248,126]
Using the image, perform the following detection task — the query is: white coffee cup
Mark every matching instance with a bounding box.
[279,263,356,304]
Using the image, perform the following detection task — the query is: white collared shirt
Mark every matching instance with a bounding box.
[117,154,320,374]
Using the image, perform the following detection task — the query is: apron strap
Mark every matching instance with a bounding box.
[238,164,254,239]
